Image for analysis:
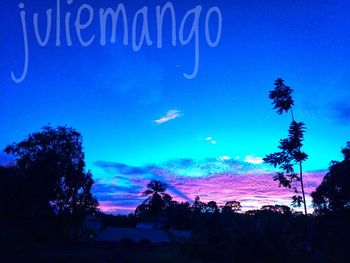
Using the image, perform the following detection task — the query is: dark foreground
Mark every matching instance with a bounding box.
[2,212,350,263]
[1,234,195,263]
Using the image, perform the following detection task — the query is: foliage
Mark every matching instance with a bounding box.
[269,78,294,114]
[312,142,350,214]
[222,201,242,213]
[137,180,169,216]
[264,79,308,213]
[0,126,98,239]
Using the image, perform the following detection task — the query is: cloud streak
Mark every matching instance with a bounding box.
[154,110,183,124]
[244,154,264,164]
[331,100,350,124]
[93,158,325,214]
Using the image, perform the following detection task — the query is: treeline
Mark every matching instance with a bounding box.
[97,175,350,262]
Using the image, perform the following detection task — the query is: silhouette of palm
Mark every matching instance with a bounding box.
[142,180,168,214]
[142,180,167,198]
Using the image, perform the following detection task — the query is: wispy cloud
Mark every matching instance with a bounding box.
[205,136,217,145]
[331,99,350,124]
[217,156,231,161]
[93,158,325,214]
[244,154,264,164]
[154,110,183,124]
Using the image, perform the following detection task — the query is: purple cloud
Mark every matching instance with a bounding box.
[93,159,326,214]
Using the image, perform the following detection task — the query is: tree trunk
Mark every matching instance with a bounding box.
[291,107,307,215]
[299,161,308,215]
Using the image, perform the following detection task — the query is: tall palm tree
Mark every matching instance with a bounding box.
[265,78,308,215]
[142,180,168,214]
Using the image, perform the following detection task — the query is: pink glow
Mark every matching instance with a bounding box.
[96,169,325,214]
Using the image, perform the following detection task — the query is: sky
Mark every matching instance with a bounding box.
[1,0,350,214]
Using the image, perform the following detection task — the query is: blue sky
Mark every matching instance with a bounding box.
[1,0,350,212]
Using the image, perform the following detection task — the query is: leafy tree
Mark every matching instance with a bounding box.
[135,203,151,218]
[162,193,174,207]
[4,126,98,220]
[261,204,292,214]
[222,201,242,213]
[312,142,350,214]
[142,180,168,215]
[0,165,31,224]
[206,201,218,213]
[264,79,308,214]
[192,196,207,214]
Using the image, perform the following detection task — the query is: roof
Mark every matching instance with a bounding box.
[95,227,191,244]
[95,227,170,244]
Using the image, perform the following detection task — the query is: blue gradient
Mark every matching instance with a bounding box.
[1,0,349,178]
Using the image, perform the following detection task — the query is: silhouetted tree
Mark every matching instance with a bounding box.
[206,201,218,213]
[312,142,350,214]
[261,204,292,214]
[142,180,168,215]
[162,193,174,207]
[0,165,31,225]
[222,201,242,213]
[192,196,207,214]
[4,126,98,221]
[135,203,151,218]
[264,79,308,214]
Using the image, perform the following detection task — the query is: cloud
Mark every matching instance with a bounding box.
[244,154,264,164]
[93,157,325,214]
[217,156,231,161]
[331,100,350,124]
[94,161,193,203]
[204,136,217,145]
[154,110,183,124]
[94,161,150,176]
[95,56,165,106]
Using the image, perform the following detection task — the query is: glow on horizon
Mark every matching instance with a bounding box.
[93,158,324,214]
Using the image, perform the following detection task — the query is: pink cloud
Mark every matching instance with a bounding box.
[164,171,325,212]
[99,201,136,214]
[95,161,325,214]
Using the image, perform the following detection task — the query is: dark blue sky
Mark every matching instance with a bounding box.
[1,0,350,212]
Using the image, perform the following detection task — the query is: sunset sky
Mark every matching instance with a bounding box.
[1,0,350,213]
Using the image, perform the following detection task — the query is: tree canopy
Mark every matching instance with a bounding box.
[3,126,98,220]
[312,142,350,214]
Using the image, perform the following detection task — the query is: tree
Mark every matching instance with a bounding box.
[206,201,218,213]
[142,180,168,215]
[0,165,30,224]
[192,196,207,214]
[135,203,151,218]
[222,201,242,213]
[264,79,308,214]
[312,142,350,214]
[4,126,98,220]
[261,205,291,215]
